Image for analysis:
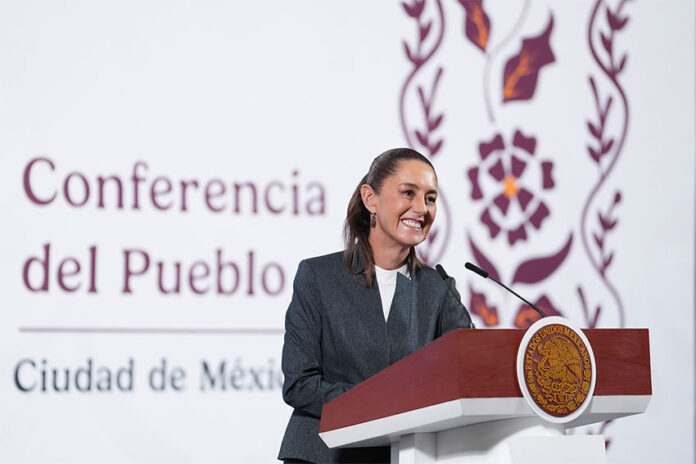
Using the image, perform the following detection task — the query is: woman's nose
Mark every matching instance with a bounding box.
[412,196,427,213]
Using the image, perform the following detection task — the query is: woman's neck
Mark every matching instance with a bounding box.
[368,235,410,270]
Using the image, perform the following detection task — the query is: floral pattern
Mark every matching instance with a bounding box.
[467,129,555,246]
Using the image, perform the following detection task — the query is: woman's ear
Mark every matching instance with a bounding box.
[360,184,376,213]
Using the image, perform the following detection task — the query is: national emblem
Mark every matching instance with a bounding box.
[517,317,596,423]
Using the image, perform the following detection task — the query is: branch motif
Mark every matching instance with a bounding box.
[580,0,632,329]
[414,68,445,157]
[399,0,446,152]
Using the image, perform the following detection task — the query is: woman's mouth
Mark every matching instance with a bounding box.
[401,218,423,229]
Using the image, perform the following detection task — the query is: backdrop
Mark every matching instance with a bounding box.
[0,1,693,462]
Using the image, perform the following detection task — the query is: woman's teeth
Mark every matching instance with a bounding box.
[402,219,422,229]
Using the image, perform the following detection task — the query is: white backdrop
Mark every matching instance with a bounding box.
[0,1,693,462]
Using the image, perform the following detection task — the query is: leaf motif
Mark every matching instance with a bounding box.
[607,7,629,31]
[593,232,604,250]
[616,16,629,30]
[429,114,444,131]
[460,0,491,52]
[502,15,555,102]
[601,138,614,154]
[616,55,627,74]
[511,234,573,285]
[415,130,429,148]
[600,32,612,55]
[605,8,619,30]
[603,252,614,271]
[467,234,501,282]
[429,139,443,156]
[601,95,613,121]
[402,0,424,18]
[420,21,432,41]
[598,212,617,231]
[417,86,430,116]
[589,76,599,102]
[587,121,601,139]
[403,41,416,64]
[587,145,601,163]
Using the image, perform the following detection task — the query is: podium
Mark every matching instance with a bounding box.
[319,328,651,463]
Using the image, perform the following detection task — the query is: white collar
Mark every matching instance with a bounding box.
[374,264,409,285]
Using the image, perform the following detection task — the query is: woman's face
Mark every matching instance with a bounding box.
[363,159,438,252]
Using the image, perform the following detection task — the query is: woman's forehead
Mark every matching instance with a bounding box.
[390,160,438,187]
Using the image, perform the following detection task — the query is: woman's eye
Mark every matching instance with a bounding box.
[427,196,437,204]
[402,190,414,197]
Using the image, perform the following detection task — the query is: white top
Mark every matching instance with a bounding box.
[374,264,409,321]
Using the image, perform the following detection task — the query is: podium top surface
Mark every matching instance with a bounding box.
[319,328,651,434]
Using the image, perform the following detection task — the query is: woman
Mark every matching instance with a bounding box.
[278,148,472,463]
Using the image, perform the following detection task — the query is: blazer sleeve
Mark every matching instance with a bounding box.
[281,260,353,418]
[438,276,473,335]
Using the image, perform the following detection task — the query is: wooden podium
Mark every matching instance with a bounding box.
[319,328,651,464]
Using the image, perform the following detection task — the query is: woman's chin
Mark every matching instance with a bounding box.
[396,230,428,247]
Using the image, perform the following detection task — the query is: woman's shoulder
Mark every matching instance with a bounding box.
[298,250,346,274]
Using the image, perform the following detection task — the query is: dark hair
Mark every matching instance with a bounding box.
[343,147,436,287]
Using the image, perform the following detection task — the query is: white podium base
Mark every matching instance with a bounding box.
[390,417,606,464]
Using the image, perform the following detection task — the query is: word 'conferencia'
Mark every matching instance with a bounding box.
[23,157,326,215]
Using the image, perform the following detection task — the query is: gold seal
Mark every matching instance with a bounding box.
[522,323,593,417]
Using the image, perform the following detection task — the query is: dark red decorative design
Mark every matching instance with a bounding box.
[457,0,491,52]
[469,285,498,326]
[586,77,615,164]
[510,234,573,285]
[467,233,501,282]
[480,209,501,239]
[512,130,536,154]
[513,294,562,329]
[414,68,445,156]
[594,191,622,276]
[478,134,504,160]
[502,15,555,102]
[467,167,483,200]
[399,0,446,155]
[467,129,555,246]
[581,0,632,330]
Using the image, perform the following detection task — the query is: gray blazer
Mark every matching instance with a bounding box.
[277,250,471,463]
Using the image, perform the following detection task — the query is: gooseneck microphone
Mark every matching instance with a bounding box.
[464,262,547,318]
[435,264,476,329]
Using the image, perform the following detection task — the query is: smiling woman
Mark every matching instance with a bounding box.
[278,148,472,464]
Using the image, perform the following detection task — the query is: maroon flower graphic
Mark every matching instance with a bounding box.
[513,295,562,329]
[467,129,555,245]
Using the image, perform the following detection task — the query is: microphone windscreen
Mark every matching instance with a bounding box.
[435,264,449,280]
[465,262,489,279]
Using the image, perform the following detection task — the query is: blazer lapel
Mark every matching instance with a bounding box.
[386,273,414,364]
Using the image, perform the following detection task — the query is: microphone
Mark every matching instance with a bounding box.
[464,262,547,318]
[435,264,475,329]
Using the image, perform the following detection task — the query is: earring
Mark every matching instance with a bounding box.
[370,212,376,227]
